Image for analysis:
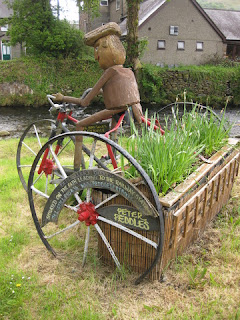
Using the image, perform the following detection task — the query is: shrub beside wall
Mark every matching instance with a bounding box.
[139,64,240,108]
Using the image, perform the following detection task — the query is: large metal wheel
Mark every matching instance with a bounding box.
[16,119,59,191]
[28,132,164,284]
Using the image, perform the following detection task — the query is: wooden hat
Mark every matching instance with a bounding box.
[84,22,122,47]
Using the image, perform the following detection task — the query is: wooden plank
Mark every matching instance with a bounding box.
[159,139,239,208]
[171,154,239,219]
[202,188,208,218]
[210,180,215,208]
[84,122,110,134]
[172,215,180,249]
[97,205,159,231]
[236,155,240,176]
[222,168,227,194]
[193,196,199,227]
[232,159,237,183]
[216,174,221,202]
[228,162,233,187]
[183,206,190,238]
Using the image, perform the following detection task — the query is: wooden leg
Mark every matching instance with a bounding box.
[74,124,84,171]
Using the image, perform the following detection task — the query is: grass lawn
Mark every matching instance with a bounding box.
[0,138,239,320]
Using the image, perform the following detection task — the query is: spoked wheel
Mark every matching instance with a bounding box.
[28,132,164,284]
[17,119,57,191]
[157,102,227,130]
[26,130,109,216]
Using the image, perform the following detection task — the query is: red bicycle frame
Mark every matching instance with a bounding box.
[38,108,165,175]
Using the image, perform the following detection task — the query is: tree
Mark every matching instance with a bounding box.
[5,0,86,57]
[125,0,141,71]
[125,0,170,71]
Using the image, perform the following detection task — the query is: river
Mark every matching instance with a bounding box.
[0,104,240,138]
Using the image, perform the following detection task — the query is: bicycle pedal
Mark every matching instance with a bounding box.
[100,155,110,160]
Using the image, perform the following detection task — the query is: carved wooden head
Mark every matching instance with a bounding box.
[84,22,126,70]
[94,35,126,70]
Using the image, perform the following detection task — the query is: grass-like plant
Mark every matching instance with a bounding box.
[124,105,230,195]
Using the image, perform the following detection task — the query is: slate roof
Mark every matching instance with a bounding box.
[120,0,165,35]
[205,9,240,41]
[119,0,226,41]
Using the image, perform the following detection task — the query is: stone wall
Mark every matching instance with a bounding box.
[0,62,239,109]
[0,82,33,96]
[139,66,240,107]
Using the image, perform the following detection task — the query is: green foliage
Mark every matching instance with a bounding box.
[139,64,166,104]
[125,0,141,69]
[124,105,230,195]
[139,64,240,107]
[0,270,35,319]
[37,19,86,58]
[188,266,208,289]
[0,56,102,106]
[123,36,148,66]
[6,0,86,58]
[231,66,240,106]
[80,0,101,19]
[138,37,148,59]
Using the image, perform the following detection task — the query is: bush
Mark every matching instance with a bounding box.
[138,64,240,107]
[5,0,88,58]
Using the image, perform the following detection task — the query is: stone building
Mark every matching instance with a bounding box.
[119,0,226,66]
[205,8,240,60]
[0,0,21,60]
[84,0,240,66]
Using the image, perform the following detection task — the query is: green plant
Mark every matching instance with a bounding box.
[138,63,240,107]
[5,0,87,58]
[124,105,230,195]
[139,64,166,103]
[0,270,35,319]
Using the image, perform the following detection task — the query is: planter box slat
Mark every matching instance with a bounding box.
[95,139,239,280]
[160,138,239,208]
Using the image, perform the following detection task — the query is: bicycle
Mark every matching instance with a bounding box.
[16,93,164,284]
[17,95,224,284]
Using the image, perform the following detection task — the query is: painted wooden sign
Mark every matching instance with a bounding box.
[84,122,110,134]
[42,169,159,227]
[97,205,159,231]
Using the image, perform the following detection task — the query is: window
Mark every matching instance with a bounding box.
[169,26,178,35]
[196,41,203,51]
[157,40,166,50]
[1,42,11,60]
[116,0,120,10]
[1,24,8,32]
[100,0,108,6]
[177,41,185,50]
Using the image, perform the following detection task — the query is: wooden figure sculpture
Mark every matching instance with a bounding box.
[54,22,143,169]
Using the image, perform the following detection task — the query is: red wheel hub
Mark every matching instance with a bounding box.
[40,158,55,176]
[77,202,99,226]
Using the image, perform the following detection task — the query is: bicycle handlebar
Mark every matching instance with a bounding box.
[47,88,92,109]
[47,94,60,108]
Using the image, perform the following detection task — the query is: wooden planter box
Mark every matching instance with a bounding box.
[94,138,239,280]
